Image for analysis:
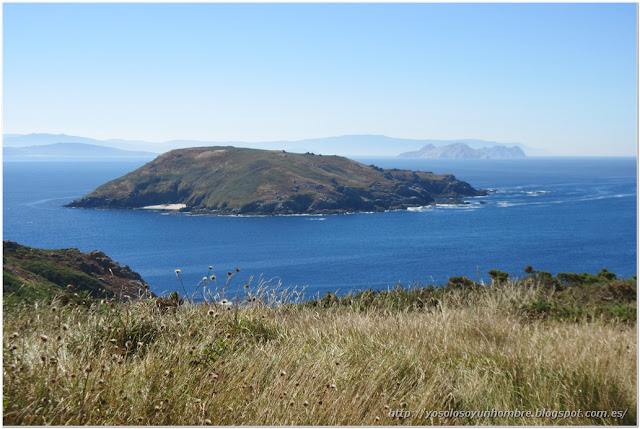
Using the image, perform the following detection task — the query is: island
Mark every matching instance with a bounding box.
[398,142,526,159]
[65,146,488,215]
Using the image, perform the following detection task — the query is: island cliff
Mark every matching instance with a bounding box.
[65,146,487,215]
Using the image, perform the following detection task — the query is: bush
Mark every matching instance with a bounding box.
[488,269,509,283]
[447,276,479,289]
[597,268,617,281]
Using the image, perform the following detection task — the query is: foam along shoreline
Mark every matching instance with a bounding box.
[140,204,187,210]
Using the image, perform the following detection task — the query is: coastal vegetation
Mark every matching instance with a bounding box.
[3,244,636,425]
[3,241,153,307]
[65,146,487,215]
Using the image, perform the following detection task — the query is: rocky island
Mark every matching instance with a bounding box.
[398,142,526,159]
[65,146,488,215]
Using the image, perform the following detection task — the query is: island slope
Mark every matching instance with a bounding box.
[65,146,487,215]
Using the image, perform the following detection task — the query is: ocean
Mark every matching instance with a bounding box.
[3,157,636,299]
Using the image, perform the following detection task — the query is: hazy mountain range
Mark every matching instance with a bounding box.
[398,142,526,159]
[4,143,158,159]
[3,133,548,159]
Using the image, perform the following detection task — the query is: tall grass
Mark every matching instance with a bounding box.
[3,278,636,425]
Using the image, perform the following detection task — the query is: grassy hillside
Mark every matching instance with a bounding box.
[3,241,154,307]
[3,267,635,425]
[65,146,487,215]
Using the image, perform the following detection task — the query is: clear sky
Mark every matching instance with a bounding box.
[3,3,637,156]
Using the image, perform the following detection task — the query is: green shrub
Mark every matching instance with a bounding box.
[447,276,479,289]
[488,269,509,283]
[22,261,113,299]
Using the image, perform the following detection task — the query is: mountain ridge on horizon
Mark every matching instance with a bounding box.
[3,133,550,157]
[4,142,158,159]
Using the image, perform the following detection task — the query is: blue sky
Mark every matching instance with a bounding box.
[3,3,637,156]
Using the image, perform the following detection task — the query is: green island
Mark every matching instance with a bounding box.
[3,241,636,425]
[64,146,487,215]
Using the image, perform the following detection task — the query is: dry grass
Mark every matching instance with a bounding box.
[3,280,636,425]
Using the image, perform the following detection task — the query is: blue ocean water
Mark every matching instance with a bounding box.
[3,157,636,299]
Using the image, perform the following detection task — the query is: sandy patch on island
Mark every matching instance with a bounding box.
[140,204,186,210]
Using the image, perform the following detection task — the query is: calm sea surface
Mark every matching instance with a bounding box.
[3,157,637,299]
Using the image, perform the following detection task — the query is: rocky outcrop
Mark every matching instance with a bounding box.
[3,241,154,302]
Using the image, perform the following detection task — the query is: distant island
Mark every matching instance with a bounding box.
[65,146,487,215]
[398,142,526,159]
[3,143,158,159]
